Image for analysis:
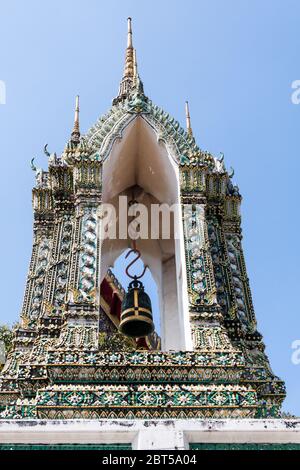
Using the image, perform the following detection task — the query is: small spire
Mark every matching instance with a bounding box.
[133,48,138,82]
[132,48,145,95]
[185,101,193,136]
[71,95,80,144]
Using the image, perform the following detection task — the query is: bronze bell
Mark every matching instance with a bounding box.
[119,278,154,338]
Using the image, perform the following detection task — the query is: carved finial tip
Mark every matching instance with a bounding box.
[127,17,133,47]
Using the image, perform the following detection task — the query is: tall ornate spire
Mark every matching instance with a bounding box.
[124,17,134,78]
[114,18,141,104]
[71,95,80,144]
[185,101,193,136]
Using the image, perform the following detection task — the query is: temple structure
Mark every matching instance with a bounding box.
[0,18,297,450]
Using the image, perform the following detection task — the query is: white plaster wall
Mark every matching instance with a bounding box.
[0,420,299,450]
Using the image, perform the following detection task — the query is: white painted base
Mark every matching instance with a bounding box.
[0,419,299,450]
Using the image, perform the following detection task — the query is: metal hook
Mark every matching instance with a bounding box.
[125,249,147,280]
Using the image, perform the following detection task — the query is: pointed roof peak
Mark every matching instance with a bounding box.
[113,18,145,104]
[185,101,193,137]
[71,95,80,144]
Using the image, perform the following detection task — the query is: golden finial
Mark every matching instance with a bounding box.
[124,17,134,79]
[114,17,143,104]
[185,101,193,136]
[71,95,80,144]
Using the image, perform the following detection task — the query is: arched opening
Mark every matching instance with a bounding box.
[99,116,192,351]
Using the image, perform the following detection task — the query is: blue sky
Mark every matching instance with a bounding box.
[0,0,299,415]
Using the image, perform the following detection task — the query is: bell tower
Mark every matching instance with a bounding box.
[0,18,285,421]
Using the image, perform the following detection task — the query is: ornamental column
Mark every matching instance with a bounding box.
[56,138,103,351]
[180,155,236,353]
